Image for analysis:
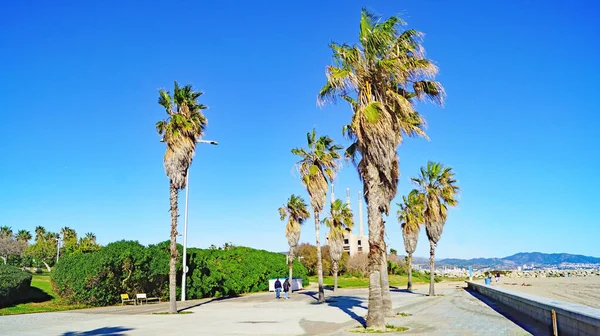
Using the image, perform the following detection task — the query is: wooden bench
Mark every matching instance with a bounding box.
[135,293,161,305]
[120,294,136,305]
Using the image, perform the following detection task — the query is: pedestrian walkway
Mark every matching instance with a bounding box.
[0,282,549,335]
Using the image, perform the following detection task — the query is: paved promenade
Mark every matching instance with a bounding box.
[0,282,549,335]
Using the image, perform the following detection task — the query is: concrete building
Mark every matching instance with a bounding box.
[326,185,369,257]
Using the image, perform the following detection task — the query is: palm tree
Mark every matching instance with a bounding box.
[61,227,77,241]
[156,81,208,314]
[292,129,341,302]
[0,226,13,239]
[411,162,459,296]
[279,194,310,295]
[35,226,46,241]
[16,230,32,245]
[397,189,425,290]
[318,9,445,329]
[323,199,354,291]
[84,232,96,243]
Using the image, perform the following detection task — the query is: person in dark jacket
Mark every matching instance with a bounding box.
[274,278,282,299]
[283,279,290,299]
[495,272,501,283]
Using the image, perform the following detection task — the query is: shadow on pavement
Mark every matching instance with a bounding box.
[178,296,236,312]
[62,326,133,336]
[463,288,552,336]
[390,287,427,296]
[326,296,368,327]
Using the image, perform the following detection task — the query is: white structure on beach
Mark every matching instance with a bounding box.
[326,185,369,256]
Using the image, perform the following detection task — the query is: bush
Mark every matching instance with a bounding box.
[0,264,32,307]
[52,240,168,306]
[186,246,308,298]
[51,241,310,306]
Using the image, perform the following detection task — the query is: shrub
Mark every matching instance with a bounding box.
[52,240,169,306]
[186,246,309,298]
[347,253,368,277]
[0,264,32,307]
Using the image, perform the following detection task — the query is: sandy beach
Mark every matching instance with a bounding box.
[495,276,600,308]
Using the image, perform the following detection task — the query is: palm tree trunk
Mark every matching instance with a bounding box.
[314,212,325,302]
[42,260,51,272]
[333,261,338,292]
[407,254,413,291]
[364,168,385,330]
[380,247,393,317]
[429,240,435,296]
[288,260,293,297]
[169,182,179,313]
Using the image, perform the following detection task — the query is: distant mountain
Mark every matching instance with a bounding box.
[433,252,600,269]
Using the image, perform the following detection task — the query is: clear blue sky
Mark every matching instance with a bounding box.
[1,0,598,259]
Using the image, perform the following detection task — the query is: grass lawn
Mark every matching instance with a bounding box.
[0,274,87,315]
[309,273,465,289]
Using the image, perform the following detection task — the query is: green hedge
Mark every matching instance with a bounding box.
[0,265,32,307]
[51,242,309,306]
[186,247,308,298]
[51,240,168,306]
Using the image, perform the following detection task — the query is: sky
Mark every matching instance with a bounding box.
[1,0,599,259]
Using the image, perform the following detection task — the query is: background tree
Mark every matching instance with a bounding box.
[412,162,459,296]
[26,231,59,271]
[61,227,78,255]
[77,232,101,254]
[35,226,46,241]
[398,189,425,290]
[323,199,354,291]
[279,194,310,293]
[156,81,208,313]
[292,129,341,302]
[16,230,32,245]
[318,9,445,329]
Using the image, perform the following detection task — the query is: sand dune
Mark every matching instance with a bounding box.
[496,276,600,308]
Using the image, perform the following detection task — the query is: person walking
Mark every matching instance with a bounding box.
[283,278,290,299]
[274,278,282,299]
[495,272,501,283]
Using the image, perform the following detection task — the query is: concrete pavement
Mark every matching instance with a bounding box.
[0,282,548,335]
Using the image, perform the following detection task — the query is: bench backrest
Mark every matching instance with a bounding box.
[121,294,129,300]
[136,293,147,299]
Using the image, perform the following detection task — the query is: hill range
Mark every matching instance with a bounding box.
[427,252,600,269]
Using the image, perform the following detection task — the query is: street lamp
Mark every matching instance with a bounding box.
[56,238,61,263]
[181,139,218,302]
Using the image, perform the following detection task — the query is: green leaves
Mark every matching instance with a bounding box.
[364,101,382,122]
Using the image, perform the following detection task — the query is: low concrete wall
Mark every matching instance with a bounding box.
[466,281,600,336]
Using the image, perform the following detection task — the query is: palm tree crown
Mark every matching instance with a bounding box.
[291,129,342,213]
[411,161,459,244]
[16,230,32,243]
[279,194,310,253]
[0,226,13,239]
[156,81,208,189]
[397,189,425,255]
[318,9,445,208]
[323,199,354,239]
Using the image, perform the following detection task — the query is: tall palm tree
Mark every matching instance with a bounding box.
[397,190,425,290]
[292,129,341,303]
[318,9,445,329]
[0,226,13,239]
[323,199,354,291]
[35,226,46,241]
[16,230,32,245]
[156,81,208,314]
[412,162,459,296]
[279,194,310,295]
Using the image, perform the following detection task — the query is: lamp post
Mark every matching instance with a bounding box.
[181,139,218,302]
[56,238,61,263]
